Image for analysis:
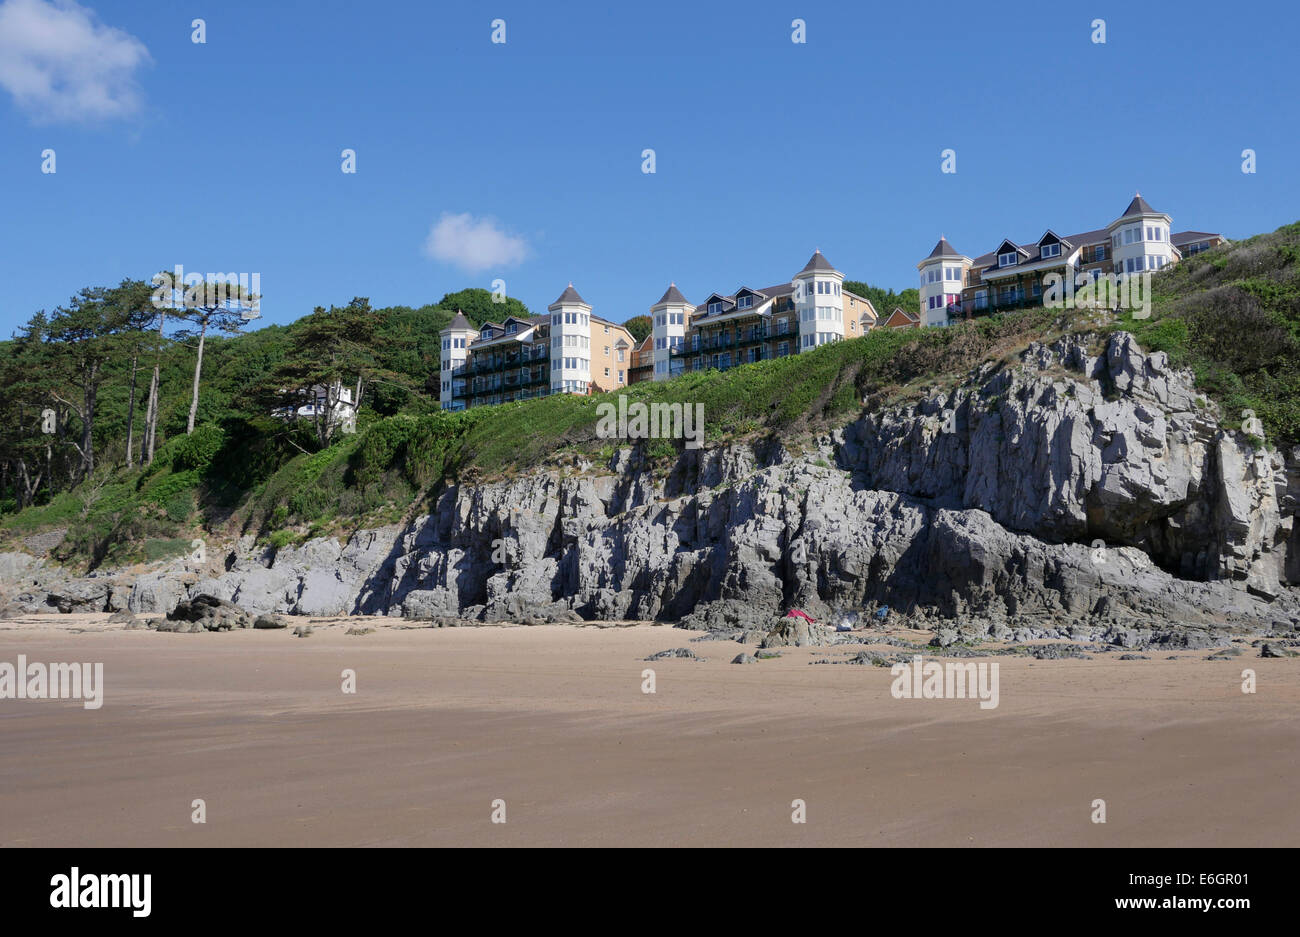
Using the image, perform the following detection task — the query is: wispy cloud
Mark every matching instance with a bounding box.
[423,212,531,273]
[0,0,150,124]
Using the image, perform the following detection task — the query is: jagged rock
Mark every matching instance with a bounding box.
[0,552,40,584]
[645,648,701,661]
[1259,643,1297,658]
[128,570,185,615]
[106,609,136,625]
[167,595,253,631]
[760,615,831,649]
[156,618,205,633]
[931,628,959,648]
[401,588,460,620]
[106,331,1300,633]
[43,579,111,614]
[730,653,756,664]
[1024,644,1092,660]
[253,614,289,630]
[1207,648,1242,659]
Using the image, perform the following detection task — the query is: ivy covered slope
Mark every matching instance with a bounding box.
[1126,220,1300,441]
[2,222,1298,574]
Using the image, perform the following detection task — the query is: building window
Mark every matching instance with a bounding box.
[1041,243,1060,258]
[707,301,722,315]
[998,251,1017,267]
[737,295,752,309]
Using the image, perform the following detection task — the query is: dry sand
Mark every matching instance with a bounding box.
[1,614,1296,847]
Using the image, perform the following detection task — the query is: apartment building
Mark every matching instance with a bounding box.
[438,285,635,410]
[917,193,1227,326]
[647,251,878,380]
[627,332,655,385]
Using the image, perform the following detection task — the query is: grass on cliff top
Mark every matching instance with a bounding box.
[448,306,1062,477]
[1116,220,1300,445]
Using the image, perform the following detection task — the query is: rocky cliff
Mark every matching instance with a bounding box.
[6,331,1298,635]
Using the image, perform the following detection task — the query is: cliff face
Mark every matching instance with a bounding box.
[122,331,1300,632]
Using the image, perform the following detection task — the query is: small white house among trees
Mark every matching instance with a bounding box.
[274,381,358,437]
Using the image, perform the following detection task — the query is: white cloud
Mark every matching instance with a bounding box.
[0,0,150,124]
[423,212,530,273]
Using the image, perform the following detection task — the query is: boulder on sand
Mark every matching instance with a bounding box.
[165,594,253,632]
[760,615,831,649]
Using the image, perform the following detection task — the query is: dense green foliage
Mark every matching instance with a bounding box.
[1122,221,1300,443]
[844,280,921,318]
[3,228,1296,574]
[622,315,652,343]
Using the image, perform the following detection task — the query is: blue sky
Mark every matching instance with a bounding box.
[1,0,1296,335]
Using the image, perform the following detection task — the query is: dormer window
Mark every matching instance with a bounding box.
[998,251,1018,267]
[1041,243,1060,259]
[482,328,493,339]
[707,301,722,315]
[506,323,517,334]
[737,295,753,309]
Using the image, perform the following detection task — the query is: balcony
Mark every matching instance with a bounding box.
[676,334,735,356]
[738,326,770,345]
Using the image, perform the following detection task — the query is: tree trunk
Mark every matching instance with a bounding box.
[124,349,139,468]
[81,361,97,479]
[144,306,166,464]
[186,319,208,434]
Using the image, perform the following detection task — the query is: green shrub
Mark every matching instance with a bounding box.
[287,484,333,522]
[163,490,194,523]
[351,415,418,490]
[173,423,225,471]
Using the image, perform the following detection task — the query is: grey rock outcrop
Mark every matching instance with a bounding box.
[104,331,1300,633]
[166,595,253,632]
[180,527,400,616]
[760,615,832,648]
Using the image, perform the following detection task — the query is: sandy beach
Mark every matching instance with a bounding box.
[1,614,1296,848]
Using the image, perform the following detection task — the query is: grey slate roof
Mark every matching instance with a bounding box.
[1170,231,1220,245]
[1121,193,1157,217]
[444,309,473,331]
[926,237,964,260]
[552,283,587,306]
[971,227,1110,269]
[693,282,796,317]
[655,283,691,306]
[799,249,837,274]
